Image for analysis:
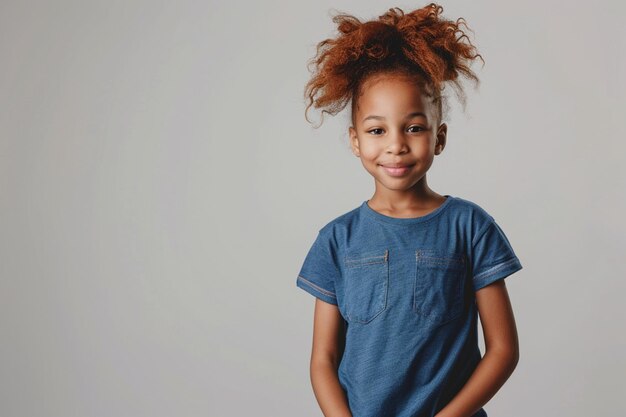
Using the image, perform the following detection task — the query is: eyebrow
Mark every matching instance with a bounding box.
[362,112,428,123]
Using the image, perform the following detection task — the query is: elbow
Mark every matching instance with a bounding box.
[487,343,519,374]
[506,345,520,374]
[311,351,341,372]
[509,348,520,372]
[510,339,520,368]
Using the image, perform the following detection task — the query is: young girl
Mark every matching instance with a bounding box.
[295,4,523,417]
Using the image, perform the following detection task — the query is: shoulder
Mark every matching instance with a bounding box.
[448,195,497,236]
[454,196,492,219]
[317,203,361,237]
[449,195,495,221]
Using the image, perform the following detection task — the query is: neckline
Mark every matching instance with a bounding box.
[360,195,454,225]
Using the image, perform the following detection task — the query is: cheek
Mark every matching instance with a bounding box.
[415,139,435,156]
[358,142,380,161]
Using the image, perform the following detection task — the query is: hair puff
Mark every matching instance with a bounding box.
[304,3,484,128]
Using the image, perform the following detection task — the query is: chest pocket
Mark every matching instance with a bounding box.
[343,249,389,324]
[414,249,466,326]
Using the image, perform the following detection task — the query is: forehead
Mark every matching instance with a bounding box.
[355,74,432,116]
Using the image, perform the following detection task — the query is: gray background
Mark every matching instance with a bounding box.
[1,0,625,416]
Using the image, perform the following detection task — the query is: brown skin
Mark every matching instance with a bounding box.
[309,72,519,417]
[349,72,449,215]
[310,299,352,417]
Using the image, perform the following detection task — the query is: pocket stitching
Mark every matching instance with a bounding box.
[343,249,388,324]
[345,251,388,266]
[413,250,465,326]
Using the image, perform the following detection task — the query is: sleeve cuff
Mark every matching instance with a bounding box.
[296,275,338,305]
[473,257,523,291]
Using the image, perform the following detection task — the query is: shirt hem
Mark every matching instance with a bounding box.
[473,257,523,291]
[296,275,338,305]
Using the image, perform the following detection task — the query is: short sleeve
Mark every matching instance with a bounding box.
[295,230,340,305]
[471,218,523,291]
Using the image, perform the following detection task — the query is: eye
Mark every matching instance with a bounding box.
[367,128,384,135]
[408,125,425,133]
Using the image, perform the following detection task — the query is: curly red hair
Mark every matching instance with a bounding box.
[304,3,484,128]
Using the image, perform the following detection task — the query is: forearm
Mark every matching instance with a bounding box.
[435,347,519,417]
[310,359,353,417]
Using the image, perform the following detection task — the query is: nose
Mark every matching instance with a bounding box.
[386,128,409,154]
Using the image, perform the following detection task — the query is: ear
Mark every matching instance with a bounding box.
[434,123,448,155]
[349,126,361,157]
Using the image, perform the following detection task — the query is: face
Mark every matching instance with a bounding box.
[349,73,447,195]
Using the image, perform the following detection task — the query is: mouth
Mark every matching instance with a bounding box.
[378,163,415,177]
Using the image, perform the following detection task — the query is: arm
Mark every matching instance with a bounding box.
[435,279,520,417]
[310,298,353,417]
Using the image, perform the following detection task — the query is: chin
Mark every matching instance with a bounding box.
[379,180,419,191]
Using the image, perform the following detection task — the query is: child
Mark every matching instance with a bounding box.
[296,4,523,417]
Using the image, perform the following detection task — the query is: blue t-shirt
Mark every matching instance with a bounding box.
[295,195,523,417]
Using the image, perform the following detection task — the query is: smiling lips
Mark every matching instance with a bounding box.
[379,163,415,177]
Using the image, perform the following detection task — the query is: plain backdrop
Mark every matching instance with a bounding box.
[1,0,625,416]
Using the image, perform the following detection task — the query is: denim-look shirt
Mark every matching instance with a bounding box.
[295,195,523,417]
